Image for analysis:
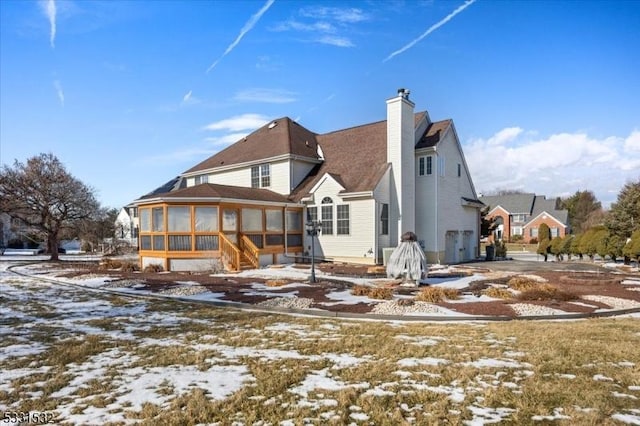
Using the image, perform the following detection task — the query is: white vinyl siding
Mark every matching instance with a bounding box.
[415,129,479,263]
[192,159,291,195]
[307,174,375,261]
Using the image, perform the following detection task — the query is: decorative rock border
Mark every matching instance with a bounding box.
[7,263,640,322]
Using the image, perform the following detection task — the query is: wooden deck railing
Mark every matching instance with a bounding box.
[240,234,260,269]
[219,233,241,271]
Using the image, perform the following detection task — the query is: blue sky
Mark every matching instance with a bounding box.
[1,0,638,209]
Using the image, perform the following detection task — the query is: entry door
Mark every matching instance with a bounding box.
[222,208,239,244]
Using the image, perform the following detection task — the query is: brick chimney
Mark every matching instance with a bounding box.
[386,88,415,245]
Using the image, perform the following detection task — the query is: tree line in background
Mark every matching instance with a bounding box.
[484,183,640,263]
[537,183,640,262]
[0,153,126,259]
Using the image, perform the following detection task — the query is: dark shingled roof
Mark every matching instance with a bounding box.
[185,117,320,174]
[140,176,183,198]
[138,183,292,204]
[142,110,452,204]
[415,119,452,149]
[479,193,569,225]
[290,112,449,201]
[479,193,536,214]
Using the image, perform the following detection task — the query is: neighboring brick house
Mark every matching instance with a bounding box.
[132,89,483,271]
[479,193,569,243]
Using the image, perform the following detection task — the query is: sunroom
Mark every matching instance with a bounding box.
[134,184,304,272]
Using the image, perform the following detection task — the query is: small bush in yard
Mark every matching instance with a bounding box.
[507,276,540,291]
[517,284,577,301]
[483,287,513,299]
[144,263,164,273]
[367,287,393,300]
[351,285,371,296]
[350,285,393,299]
[415,287,459,303]
[121,262,140,272]
[100,258,122,270]
[266,279,288,287]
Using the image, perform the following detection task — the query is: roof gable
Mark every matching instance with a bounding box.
[415,119,451,149]
[524,211,568,228]
[479,193,536,214]
[185,118,320,174]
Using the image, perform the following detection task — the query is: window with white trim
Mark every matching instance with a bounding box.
[380,204,389,235]
[251,164,271,188]
[321,197,333,235]
[418,156,433,176]
[194,175,209,185]
[336,205,349,235]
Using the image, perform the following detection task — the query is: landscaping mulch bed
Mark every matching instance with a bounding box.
[35,261,640,318]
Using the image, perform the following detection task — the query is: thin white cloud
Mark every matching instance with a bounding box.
[141,147,217,165]
[486,127,523,146]
[234,88,297,104]
[180,90,201,107]
[317,35,354,47]
[270,5,368,48]
[207,0,275,73]
[204,133,251,147]
[466,128,640,207]
[272,20,336,33]
[202,113,270,132]
[42,0,57,48]
[299,6,369,23]
[53,79,64,106]
[384,0,476,62]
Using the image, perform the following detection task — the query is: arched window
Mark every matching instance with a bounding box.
[321,197,333,235]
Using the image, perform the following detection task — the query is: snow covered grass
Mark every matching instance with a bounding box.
[1,261,639,424]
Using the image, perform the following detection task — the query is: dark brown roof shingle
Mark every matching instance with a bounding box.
[139,183,292,204]
[185,118,319,174]
[290,113,450,201]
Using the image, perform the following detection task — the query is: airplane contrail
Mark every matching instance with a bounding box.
[384,0,476,62]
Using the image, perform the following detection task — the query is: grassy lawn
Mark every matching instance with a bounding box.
[1,266,639,425]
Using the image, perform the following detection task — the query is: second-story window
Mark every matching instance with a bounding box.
[418,156,433,176]
[251,164,271,188]
[195,175,209,185]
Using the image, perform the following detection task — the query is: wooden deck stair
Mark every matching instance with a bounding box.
[238,254,254,271]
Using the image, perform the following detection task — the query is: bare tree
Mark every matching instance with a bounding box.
[0,153,100,260]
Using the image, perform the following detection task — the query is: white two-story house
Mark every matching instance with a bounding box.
[133,89,483,271]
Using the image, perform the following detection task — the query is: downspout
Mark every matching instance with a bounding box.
[434,151,440,264]
[374,201,379,264]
